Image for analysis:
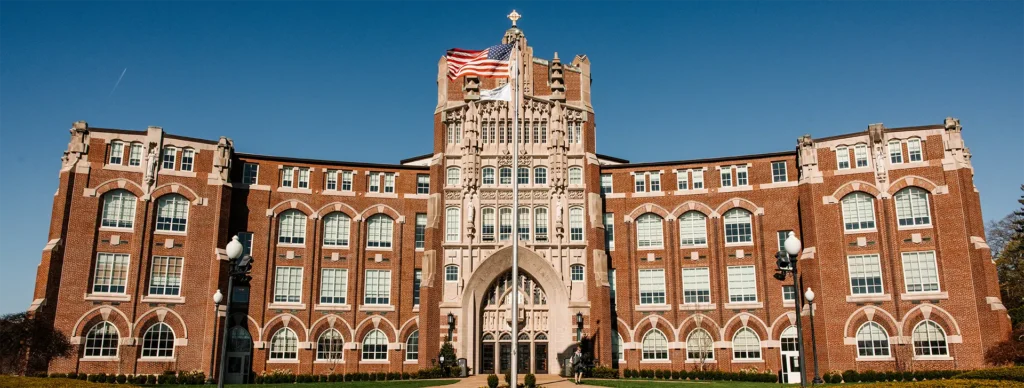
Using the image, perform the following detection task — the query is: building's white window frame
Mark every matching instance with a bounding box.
[405,330,419,361]
[732,328,762,360]
[855,144,869,168]
[296,167,310,189]
[782,285,796,302]
[692,170,704,189]
[771,161,787,183]
[368,172,380,192]
[499,208,512,241]
[638,268,666,305]
[727,265,757,302]
[517,167,530,185]
[856,322,891,358]
[323,213,351,247]
[140,322,175,359]
[723,208,753,244]
[776,230,792,252]
[148,256,183,296]
[568,166,583,185]
[277,210,307,245]
[444,265,459,282]
[341,171,353,191]
[735,165,748,186]
[320,268,348,304]
[242,163,259,185]
[269,328,298,360]
[445,207,461,242]
[912,320,948,357]
[842,192,877,231]
[604,213,615,249]
[180,148,195,172]
[570,264,584,282]
[600,174,613,194]
[895,187,931,227]
[720,167,732,187]
[686,329,714,360]
[326,169,338,191]
[518,207,530,241]
[281,166,295,188]
[609,269,617,303]
[414,213,427,248]
[848,253,884,295]
[416,174,430,194]
[238,232,254,256]
[363,269,392,305]
[569,207,584,242]
[84,321,120,358]
[362,329,389,360]
[641,329,669,360]
[482,208,496,242]
[316,329,344,361]
[902,251,940,293]
[101,190,137,229]
[499,167,512,185]
[682,267,711,304]
[109,141,124,165]
[155,194,190,233]
[366,214,394,248]
[482,167,496,185]
[412,269,422,306]
[836,146,851,169]
[447,167,461,187]
[161,146,177,170]
[128,142,143,167]
[678,211,707,247]
[534,166,547,185]
[649,172,661,191]
[273,266,303,303]
[92,253,130,294]
[888,140,904,164]
[634,174,645,193]
[383,172,395,193]
[636,213,664,248]
[907,138,923,162]
[613,330,624,361]
[534,207,548,242]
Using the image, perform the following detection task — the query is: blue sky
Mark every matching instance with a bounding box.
[1,1,1021,314]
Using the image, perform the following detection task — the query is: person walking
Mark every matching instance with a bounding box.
[572,346,584,384]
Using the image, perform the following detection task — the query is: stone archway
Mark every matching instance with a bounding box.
[460,245,571,375]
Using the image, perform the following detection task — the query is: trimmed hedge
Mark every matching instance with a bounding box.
[955,367,1024,382]
[619,368,776,383]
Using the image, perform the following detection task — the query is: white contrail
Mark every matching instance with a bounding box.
[108,67,127,97]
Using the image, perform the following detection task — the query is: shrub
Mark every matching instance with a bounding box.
[146,374,157,385]
[487,374,500,388]
[503,371,511,385]
[116,374,126,384]
[254,375,263,384]
[622,369,632,378]
[401,372,411,380]
[591,366,618,378]
[525,373,536,388]
[842,369,859,383]
[653,369,662,379]
[377,372,387,381]
[956,367,1024,382]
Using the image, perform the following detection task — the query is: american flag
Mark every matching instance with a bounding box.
[446,43,514,80]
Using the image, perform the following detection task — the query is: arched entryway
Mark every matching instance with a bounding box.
[224,325,252,384]
[478,270,550,374]
[779,326,801,384]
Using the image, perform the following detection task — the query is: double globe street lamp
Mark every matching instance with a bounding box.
[213,236,254,388]
[774,231,811,387]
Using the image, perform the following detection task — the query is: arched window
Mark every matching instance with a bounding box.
[895,187,931,226]
[446,207,461,242]
[278,210,307,244]
[269,328,298,360]
[109,141,124,164]
[732,328,761,360]
[362,330,388,360]
[316,329,344,360]
[499,167,512,185]
[482,208,496,241]
[406,331,419,361]
[518,333,530,341]
[156,194,189,232]
[570,264,584,282]
[482,167,496,185]
[912,320,947,357]
[536,333,548,340]
[447,167,461,186]
[686,329,714,360]
[517,167,530,185]
[678,211,707,246]
[568,166,583,185]
[842,192,876,231]
[641,329,668,360]
[569,207,584,241]
[780,326,798,352]
[612,330,624,361]
[723,209,753,244]
[534,167,547,185]
[228,326,252,352]
[445,265,459,282]
[101,190,136,229]
[84,321,119,357]
[367,214,394,248]
[499,333,512,341]
[856,322,890,357]
[323,213,351,247]
[636,213,664,248]
[141,323,175,358]
[534,207,548,241]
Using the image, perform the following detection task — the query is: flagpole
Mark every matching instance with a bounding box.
[510,36,520,388]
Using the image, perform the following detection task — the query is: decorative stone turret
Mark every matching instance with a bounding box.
[549,52,565,102]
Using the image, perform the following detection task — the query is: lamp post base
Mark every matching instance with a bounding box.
[812,376,824,385]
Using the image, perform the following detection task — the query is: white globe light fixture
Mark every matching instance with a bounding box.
[784,231,802,257]
[213,289,223,305]
[226,235,244,260]
[804,287,815,303]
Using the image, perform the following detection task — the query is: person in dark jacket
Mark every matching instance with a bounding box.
[571,346,584,384]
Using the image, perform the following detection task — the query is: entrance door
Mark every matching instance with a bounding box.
[499,341,512,373]
[780,326,801,384]
[481,334,495,374]
[534,342,548,374]
[517,342,531,374]
[225,326,252,384]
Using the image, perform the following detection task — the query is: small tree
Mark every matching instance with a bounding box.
[994,185,1024,326]
[0,312,72,375]
[439,341,457,377]
[985,327,1024,365]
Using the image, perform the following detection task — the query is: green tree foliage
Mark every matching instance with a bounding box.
[993,185,1024,324]
[0,312,72,375]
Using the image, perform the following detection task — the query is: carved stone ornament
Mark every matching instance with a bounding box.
[143,144,159,188]
[445,190,462,200]
[567,190,584,200]
[481,191,497,200]
[497,152,513,167]
[61,121,90,170]
[212,136,233,183]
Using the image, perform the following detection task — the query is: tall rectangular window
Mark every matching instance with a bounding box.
[446,208,461,242]
[634,174,645,193]
[273,266,303,303]
[517,167,529,185]
[601,174,613,194]
[364,270,392,305]
[908,138,923,162]
[499,208,512,241]
[649,173,661,191]
[162,147,176,170]
[238,232,254,256]
[727,265,757,302]
[782,285,796,302]
[604,213,614,249]
[368,172,380,192]
[148,256,183,296]
[128,143,143,166]
[609,269,617,303]
[517,208,530,241]
[837,146,850,169]
[682,267,711,304]
[677,171,689,190]
[242,163,259,185]
[855,144,869,167]
[720,168,732,187]
[638,269,666,305]
[541,121,547,143]
[777,230,792,252]
[384,173,395,193]
[569,208,584,242]
[413,269,422,305]
[92,253,129,294]
[889,141,903,164]
[534,208,547,242]
[109,142,124,165]
[417,174,430,194]
[902,251,939,293]
[320,268,348,304]
[692,170,704,189]
[326,170,338,190]
[297,168,310,189]
[341,171,353,191]
[848,254,884,295]
[281,167,294,187]
[482,208,496,242]
[771,162,787,183]
[415,213,427,249]
[736,165,748,186]
[180,149,194,172]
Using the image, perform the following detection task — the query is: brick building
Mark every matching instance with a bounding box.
[28,23,1009,383]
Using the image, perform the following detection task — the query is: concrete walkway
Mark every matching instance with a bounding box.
[447,374,601,388]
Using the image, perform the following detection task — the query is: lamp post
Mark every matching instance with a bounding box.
[576,312,583,342]
[774,231,807,388]
[210,290,223,383]
[805,288,824,385]
[217,236,253,388]
[447,312,455,342]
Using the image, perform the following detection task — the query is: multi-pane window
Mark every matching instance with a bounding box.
[720,167,732,187]
[128,143,143,166]
[634,174,645,193]
[613,331,624,361]
[568,167,582,185]
[413,269,422,305]
[641,329,668,360]
[341,171,353,191]
[776,230,791,252]
[323,213,351,247]
[414,213,427,248]
[156,195,189,232]
[406,331,419,361]
[445,265,459,282]
[316,330,344,360]
[446,207,461,242]
[908,138,923,162]
[837,146,851,169]
[855,144,869,167]
[889,140,903,164]
[482,168,495,185]
[842,192,876,230]
[732,328,761,360]
[638,269,666,305]
[534,208,548,242]
[367,214,394,248]
[320,268,348,304]
[109,141,124,164]
[141,323,175,358]
[499,167,512,185]
[518,208,530,241]
[534,167,547,185]
[736,165,748,186]
[600,174,613,194]
[912,321,948,356]
[84,322,119,357]
[242,163,259,185]
[362,330,389,360]
[499,208,512,241]
[148,256,183,296]
[677,171,688,190]
[297,168,309,188]
[517,167,529,185]
[269,328,298,360]
[416,174,430,194]
[282,166,295,187]
[368,172,379,192]
[569,207,584,241]
[848,254,884,295]
[278,210,307,245]
[540,121,547,143]
[162,147,176,170]
[686,329,714,360]
[447,167,461,186]
[326,170,338,190]
[238,232,254,255]
[723,208,753,244]
[570,264,584,282]
[482,208,496,242]
[447,122,461,144]
[636,213,664,248]
[364,270,391,305]
[273,266,302,303]
[180,149,194,172]
[902,251,939,293]
[782,285,796,302]
[781,326,798,352]
[692,170,704,189]
[101,190,136,229]
[92,253,129,294]
[609,270,617,303]
[895,187,931,226]
[727,265,757,302]
[649,173,661,191]
[682,267,711,304]
[678,211,707,246]
[604,213,614,249]
[383,173,395,193]
[857,322,890,357]
[771,161,787,182]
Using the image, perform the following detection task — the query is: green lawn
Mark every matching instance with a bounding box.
[225,380,459,388]
[585,379,793,388]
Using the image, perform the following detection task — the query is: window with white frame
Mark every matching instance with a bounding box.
[781,326,798,352]
[296,167,309,188]
[282,166,295,187]
[736,165,748,186]
[569,207,584,241]
[447,167,461,186]
[317,329,344,360]
[445,265,459,282]
[534,208,548,242]
[613,330,624,360]
[238,232,253,255]
[84,321,119,357]
[367,214,394,248]
[364,269,391,305]
[776,230,791,252]
[518,208,530,241]
[180,149,194,172]
[600,174,613,194]
[771,161,787,182]
[855,144,869,167]
[416,174,429,194]
[141,323,175,358]
[720,167,732,187]
[320,268,348,304]
[609,269,617,303]
[269,328,298,360]
[857,322,890,357]
[109,141,124,165]
[128,143,143,166]
[723,208,753,244]
[837,146,851,169]
[499,208,512,241]
[540,120,547,143]
[679,211,707,246]
[383,172,395,193]
[686,329,714,360]
[341,171,353,191]
[242,163,259,185]
[634,174,645,193]
[517,167,529,185]
[727,265,757,302]
[732,328,761,359]
[447,121,461,144]
[415,213,426,248]
[482,208,496,242]
[571,264,584,282]
[682,267,711,304]
[782,285,796,302]
[908,138,923,162]
[499,167,512,185]
[413,269,422,305]
[604,213,614,249]
[446,207,461,242]
[889,140,903,164]
[326,170,338,190]
[902,251,939,293]
[148,256,183,296]
[277,210,307,245]
[162,147,176,170]
[912,320,947,356]
[842,192,876,231]
[692,170,704,189]
[273,266,302,303]
[362,330,389,360]
[482,167,496,185]
[638,269,666,305]
[406,331,419,361]
[368,172,380,192]
[676,170,689,190]
[636,213,664,248]
[101,190,136,229]
[156,194,189,232]
[641,329,668,360]
[848,254,884,295]
[323,213,350,247]
[534,167,547,185]
[895,187,931,226]
[568,167,582,185]
[650,173,661,191]
[92,253,129,294]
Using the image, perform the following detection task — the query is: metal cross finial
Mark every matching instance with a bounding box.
[508,10,521,26]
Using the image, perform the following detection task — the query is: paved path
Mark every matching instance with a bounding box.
[447,374,600,388]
